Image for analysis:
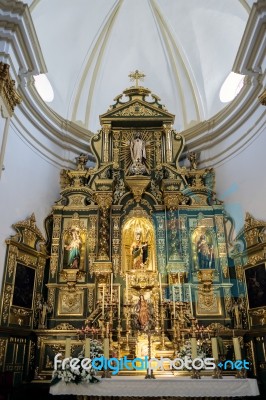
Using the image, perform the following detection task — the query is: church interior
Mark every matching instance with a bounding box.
[0,1,265,399]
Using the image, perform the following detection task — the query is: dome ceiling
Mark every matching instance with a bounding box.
[28,0,252,133]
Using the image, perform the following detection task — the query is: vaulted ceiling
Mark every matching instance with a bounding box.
[27,0,252,132]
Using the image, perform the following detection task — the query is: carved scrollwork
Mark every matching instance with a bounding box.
[0,338,7,368]
[0,62,22,114]
[2,284,12,324]
[113,102,162,117]
[7,245,18,278]
[248,254,263,265]
[54,322,76,330]
[235,265,244,281]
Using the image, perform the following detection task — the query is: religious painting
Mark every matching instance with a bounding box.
[121,216,156,273]
[192,227,216,270]
[12,263,35,309]
[245,263,266,309]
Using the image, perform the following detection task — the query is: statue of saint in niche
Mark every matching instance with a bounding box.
[130,227,148,269]
[197,234,215,269]
[135,295,150,330]
[122,216,156,273]
[129,132,147,175]
[64,227,82,268]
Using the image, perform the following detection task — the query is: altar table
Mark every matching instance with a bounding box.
[49,376,260,398]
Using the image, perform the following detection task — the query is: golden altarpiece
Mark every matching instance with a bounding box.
[0,74,265,384]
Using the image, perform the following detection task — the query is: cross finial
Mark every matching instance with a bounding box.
[129,70,145,87]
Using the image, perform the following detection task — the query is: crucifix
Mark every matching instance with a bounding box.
[129,70,145,87]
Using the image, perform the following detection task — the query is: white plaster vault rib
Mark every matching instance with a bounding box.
[149,0,203,126]
[69,0,124,127]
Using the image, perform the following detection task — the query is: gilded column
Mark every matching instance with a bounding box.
[112,216,120,275]
[94,193,113,260]
[154,131,162,168]
[112,131,120,169]
[50,215,62,278]
[102,123,111,163]
[88,215,97,264]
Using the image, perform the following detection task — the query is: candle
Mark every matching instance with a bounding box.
[110,273,113,303]
[159,273,163,302]
[126,273,128,303]
[173,285,175,318]
[102,286,105,318]
[211,337,219,360]
[103,338,109,359]
[233,337,242,360]
[191,338,197,359]
[65,338,71,358]
[118,285,121,318]
[85,338,90,358]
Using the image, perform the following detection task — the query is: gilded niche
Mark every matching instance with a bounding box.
[62,214,87,270]
[121,216,156,273]
[191,227,216,270]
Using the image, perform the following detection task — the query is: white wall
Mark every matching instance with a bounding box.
[215,128,266,236]
[0,123,61,288]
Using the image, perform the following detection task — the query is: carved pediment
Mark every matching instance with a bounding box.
[10,213,46,251]
[244,212,266,231]
[100,99,174,122]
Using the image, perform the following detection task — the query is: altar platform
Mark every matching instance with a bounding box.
[49,375,260,398]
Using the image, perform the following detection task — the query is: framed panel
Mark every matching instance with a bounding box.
[245,263,266,309]
[58,289,84,316]
[195,288,222,316]
[38,339,84,375]
[12,263,35,309]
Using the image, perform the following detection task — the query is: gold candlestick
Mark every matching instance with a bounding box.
[117,318,122,358]
[65,338,71,358]
[160,304,166,350]
[159,273,163,303]
[102,286,105,318]
[118,285,121,319]
[212,360,223,379]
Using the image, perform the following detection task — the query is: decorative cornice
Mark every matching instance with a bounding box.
[0,0,46,76]
[233,0,266,75]
[183,78,264,167]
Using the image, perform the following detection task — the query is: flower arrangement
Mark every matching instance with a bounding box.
[177,340,206,369]
[50,339,103,386]
[90,339,103,359]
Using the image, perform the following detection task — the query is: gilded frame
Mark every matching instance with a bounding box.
[244,262,266,310]
[195,288,222,316]
[57,289,84,316]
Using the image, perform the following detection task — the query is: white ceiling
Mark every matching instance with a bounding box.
[28,0,254,132]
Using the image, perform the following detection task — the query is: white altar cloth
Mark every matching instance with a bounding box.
[49,376,260,397]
